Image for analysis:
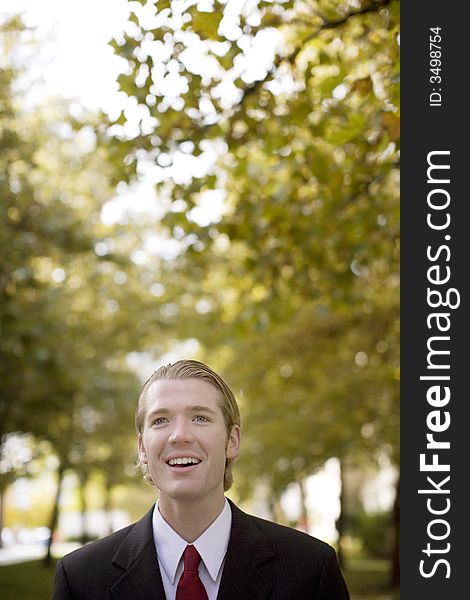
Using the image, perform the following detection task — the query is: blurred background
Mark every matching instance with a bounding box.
[0,0,399,598]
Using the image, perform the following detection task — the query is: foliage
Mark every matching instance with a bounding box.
[102,0,400,496]
[348,510,393,559]
[0,17,156,514]
[1,1,400,564]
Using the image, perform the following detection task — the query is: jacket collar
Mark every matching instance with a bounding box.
[110,507,165,600]
[217,499,274,599]
[109,500,275,600]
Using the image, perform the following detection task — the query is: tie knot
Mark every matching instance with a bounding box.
[183,545,201,572]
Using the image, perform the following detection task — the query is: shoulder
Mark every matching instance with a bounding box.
[53,508,156,599]
[53,525,136,599]
[58,505,154,570]
[230,500,337,563]
[228,503,350,598]
[249,511,335,557]
[59,522,136,568]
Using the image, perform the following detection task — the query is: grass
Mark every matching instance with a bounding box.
[0,557,399,599]
[0,559,56,600]
[344,558,400,600]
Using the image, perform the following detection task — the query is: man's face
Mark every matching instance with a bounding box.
[138,378,240,508]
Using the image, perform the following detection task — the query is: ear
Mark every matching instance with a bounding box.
[138,434,148,464]
[226,425,241,460]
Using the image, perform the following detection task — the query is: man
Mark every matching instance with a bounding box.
[53,359,350,599]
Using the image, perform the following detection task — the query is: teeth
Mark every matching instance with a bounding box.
[168,457,201,466]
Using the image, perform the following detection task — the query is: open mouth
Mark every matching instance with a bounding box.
[166,457,202,468]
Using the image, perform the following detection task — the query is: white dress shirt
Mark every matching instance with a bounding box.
[152,499,232,600]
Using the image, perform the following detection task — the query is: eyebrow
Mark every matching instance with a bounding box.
[146,405,219,421]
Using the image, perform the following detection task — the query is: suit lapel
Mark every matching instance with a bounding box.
[108,500,275,600]
[217,501,274,600]
[110,507,166,600]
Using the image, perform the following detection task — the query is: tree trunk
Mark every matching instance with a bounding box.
[78,472,89,545]
[335,458,346,569]
[44,462,65,566]
[0,474,5,549]
[104,478,114,536]
[270,494,288,525]
[297,478,310,532]
[267,494,277,522]
[0,437,10,550]
[390,473,400,586]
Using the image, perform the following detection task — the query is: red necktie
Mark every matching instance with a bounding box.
[176,545,209,600]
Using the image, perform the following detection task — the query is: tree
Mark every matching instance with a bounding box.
[0,16,170,557]
[102,2,399,578]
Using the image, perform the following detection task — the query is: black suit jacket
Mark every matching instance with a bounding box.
[52,500,350,599]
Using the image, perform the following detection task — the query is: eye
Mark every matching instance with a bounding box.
[152,417,169,426]
[193,415,209,423]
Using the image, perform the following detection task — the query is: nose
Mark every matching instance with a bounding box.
[168,418,194,444]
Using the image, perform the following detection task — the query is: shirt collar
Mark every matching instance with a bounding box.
[152,498,232,584]
[192,499,232,581]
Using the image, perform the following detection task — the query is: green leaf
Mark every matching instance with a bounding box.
[325,113,367,145]
[156,0,171,12]
[189,8,223,40]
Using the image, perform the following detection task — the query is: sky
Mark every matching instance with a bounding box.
[8,0,130,112]
[2,0,282,229]
[4,0,236,230]
[7,0,279,111]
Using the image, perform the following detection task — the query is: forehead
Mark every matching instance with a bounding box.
[144,378,222,413]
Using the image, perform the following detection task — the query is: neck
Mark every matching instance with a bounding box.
[158,493,226,542]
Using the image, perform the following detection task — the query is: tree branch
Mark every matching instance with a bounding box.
[228,0,394,125]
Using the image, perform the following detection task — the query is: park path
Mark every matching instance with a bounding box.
[0,542,79,566]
